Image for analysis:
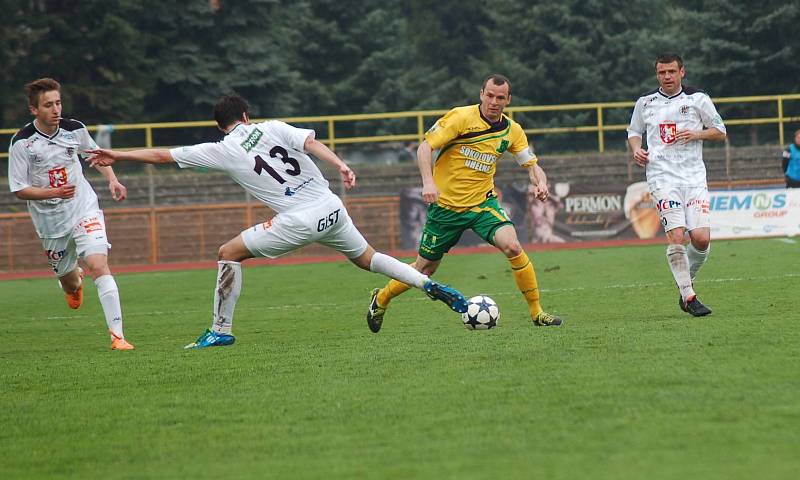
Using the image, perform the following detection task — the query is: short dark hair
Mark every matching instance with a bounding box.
[25,78,61,107]
[655,53,683,69]
[482,73,512,95]
[214,93,250,129]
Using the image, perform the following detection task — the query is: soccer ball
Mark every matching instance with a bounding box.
[461,295,500,330]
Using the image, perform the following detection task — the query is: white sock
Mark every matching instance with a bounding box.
[666,244,695,301]
[369,252,428,289]
[687,244,710,280]
[212,261,242,335]
[95,275,124,339]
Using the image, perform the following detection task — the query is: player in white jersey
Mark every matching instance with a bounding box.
[7,78,134,350]
[627,53,727,317]
[87,94,468,348]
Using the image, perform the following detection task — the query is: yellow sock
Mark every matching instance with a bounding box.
[508,252,542,317]
[377,279,413,307]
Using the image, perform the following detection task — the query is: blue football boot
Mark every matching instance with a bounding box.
[184,328,236,349]
[423,280,468,314]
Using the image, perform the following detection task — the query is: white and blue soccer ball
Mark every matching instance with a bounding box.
[461,295,500,330]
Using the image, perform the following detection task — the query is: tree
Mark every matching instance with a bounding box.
[141,0,299,122]
[671,0,800,144]
[0,0,157,126]
[673,0,800,97]
[1,0,798,132]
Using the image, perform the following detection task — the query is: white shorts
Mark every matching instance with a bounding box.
[41,211,111,277]
[241,194,369,259]
[649,185,710,233]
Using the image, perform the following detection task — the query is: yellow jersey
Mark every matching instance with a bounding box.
[425,104,536,210]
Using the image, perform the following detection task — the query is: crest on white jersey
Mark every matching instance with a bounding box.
[659,123,677,144]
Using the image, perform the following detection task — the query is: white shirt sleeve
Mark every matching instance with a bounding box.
[77,125,99,151]
[627,98,646,138]
[697,94,726,134]
[268,121,315,152]
[8,140,31,192]
[170,142,230,170]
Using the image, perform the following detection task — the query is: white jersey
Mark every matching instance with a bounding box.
[627,87,726,188]
[170,121,334,213]
[8,119,101,238]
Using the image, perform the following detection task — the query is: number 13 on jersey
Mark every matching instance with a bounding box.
[253,146,301,183]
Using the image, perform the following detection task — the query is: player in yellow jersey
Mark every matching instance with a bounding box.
[367,74,562,332]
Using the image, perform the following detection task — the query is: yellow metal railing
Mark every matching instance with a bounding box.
[2,94,799,157]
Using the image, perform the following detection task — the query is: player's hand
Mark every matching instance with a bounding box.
[421,183,439,204]
[109,180,127,202]
[53,184,76,199]
[533,182,550,202]
[676,129,700,144]
[339,165,356,190]
[633,148,649,167]
[84,148,118,167]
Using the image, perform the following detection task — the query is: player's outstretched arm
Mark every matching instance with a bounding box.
[85,148,175,168]
[304,136,356,190]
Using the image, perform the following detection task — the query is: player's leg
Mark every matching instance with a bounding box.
[349,245,427,287]
[374,202,462,308]
[654,187,708,316]
[187,214,306,349]
[72,212,134,349]
[687,228,710,280]
[58,266,82,296]
[660,188,711,317]
[491,224,561,326]
[474,196,561,326]
[362,255,437,333]
[318,206,466,332]
[683,187,712,315]
[685,187,712,281]
[213,236,252,334]
[375,255,440,306]
[82,253,133,350]
[365,203,465,331]
[42,236,83,307]
[186,234,254,349]
[52,244,84,310]
[350,247,465,315]
[665,227,709,316]
[664,226,694,300]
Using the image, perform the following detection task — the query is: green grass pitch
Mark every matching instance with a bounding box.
[1,238,799,479]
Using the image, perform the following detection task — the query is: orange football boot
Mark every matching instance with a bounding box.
[65,267,84,309]
[111,332,134,350]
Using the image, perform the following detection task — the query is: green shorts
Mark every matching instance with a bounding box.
[418,196,513,261]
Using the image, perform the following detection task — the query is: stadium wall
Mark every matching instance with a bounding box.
[0,146,787,274]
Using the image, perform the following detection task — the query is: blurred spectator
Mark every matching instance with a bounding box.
[782,129,800,188]
[95,124,114,149]
[527,182,564,243]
